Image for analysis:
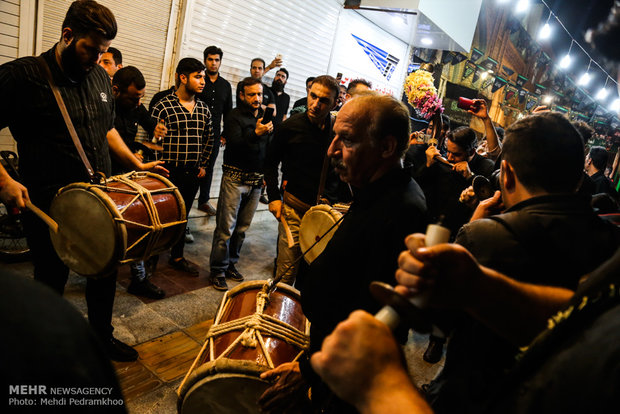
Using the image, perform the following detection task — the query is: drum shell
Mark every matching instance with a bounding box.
[178,281,309,414]
[49,172,186,277]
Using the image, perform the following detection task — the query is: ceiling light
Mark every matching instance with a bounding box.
[515,0,530,13]
[421,37,433,46]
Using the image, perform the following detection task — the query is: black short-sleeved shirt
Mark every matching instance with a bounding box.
[197,74,232,138]
[270,89,290,125]
[0,45,114,196]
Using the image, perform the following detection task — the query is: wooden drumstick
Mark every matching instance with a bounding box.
[279,215,295,248]
[434,154,454,167]
[26,200,59,233]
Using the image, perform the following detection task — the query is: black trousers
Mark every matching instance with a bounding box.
[167,164,200,259]
[22,190,117,339]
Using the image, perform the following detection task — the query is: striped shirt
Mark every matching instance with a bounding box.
[0,45,114,196]
[150,93,214,167]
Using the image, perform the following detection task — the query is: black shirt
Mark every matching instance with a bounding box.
[222,105,270,173]
[264,112,333,205]
[0,45,114,196]
[197,74,232,138]
[112,103,155,174]
[270,88,290,125]
[298,167,427,412]
[149,86,175,112]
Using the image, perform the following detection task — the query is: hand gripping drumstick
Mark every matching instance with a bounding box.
[370,223,451,332]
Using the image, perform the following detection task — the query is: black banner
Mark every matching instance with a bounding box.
[442,51,455,64]
[451,53,467,65]
[462,61,475,80]
[481,75,494,90]
[516,75,528,89]
[480,57,498,72]
[534,84,546,96]
[526,96,538,111]
[473,66,484,84]
[471,48,484,63]
[492,76,508,93]
[502,65,515,77]
[518,88,528,103]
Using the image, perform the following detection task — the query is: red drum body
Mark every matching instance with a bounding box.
[49,171,186,277]
[178,280,310,414]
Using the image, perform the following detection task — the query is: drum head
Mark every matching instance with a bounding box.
[299,205,342,264]
[50,187,123,276]
[180,372,268,414]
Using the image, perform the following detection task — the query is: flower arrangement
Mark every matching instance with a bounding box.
[404,69,444,120]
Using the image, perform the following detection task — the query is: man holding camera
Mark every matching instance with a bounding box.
[209,77,273,290]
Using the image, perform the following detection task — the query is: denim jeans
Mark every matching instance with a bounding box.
[209,174,261,273]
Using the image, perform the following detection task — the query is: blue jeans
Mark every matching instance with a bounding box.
[209,174,261,273]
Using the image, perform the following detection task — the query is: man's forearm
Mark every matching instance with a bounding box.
[107,128,141,170]
[467,266,574,346]
[483,117,500,153]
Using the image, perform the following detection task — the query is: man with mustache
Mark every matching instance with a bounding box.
[263,75,340,285]
[0,0,167,361]
[260,93,427,414]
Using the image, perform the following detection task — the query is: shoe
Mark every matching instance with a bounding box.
[259,195,269,204]
[225,265,244,281]
[210,272,228,291]
[103,337,138,362]
[185,227,194,243]
[169,257,199,276]
[198,202,216,216]
[423,336,445,364]
[127,279,165,300]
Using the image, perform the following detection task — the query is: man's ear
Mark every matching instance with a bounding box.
[501,159,516,191]
[61,27,74,46]
[111,85,120,98]
[381,135,398,158]
[178,73,187,85]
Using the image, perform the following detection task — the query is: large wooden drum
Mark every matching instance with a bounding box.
[178,280,310,414]
[49,171,186,277]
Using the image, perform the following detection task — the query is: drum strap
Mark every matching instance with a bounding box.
[36,56,95,180]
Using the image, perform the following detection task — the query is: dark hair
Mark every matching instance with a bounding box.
[203,45,223,61]
[503,112,584,193]
[347,78,372,93]
[588,146,609,171]
[239,76,262,93]
[176,57,205,78]
[106,46,122,65]
[112,66,145,91]
[356,93,410,158]
[251,58,265,69]
[572,120,595,146]
[277,68,289,79]
[306,76,316,87]
[62,0,117,40]
[441,114,451,131]
[447,126,477,153]
[311,75,340,101]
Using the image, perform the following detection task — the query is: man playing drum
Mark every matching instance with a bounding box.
[259,93,428,413]
[0,0,167,362]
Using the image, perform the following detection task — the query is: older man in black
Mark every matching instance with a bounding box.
[259,93,428,414]
[0,0,167,361]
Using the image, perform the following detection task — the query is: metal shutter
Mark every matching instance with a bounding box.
[40,0,176,108]
[0,0,20,151]
[176,0,343,113]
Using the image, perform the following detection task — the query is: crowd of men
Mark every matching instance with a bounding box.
[0,1,619,413]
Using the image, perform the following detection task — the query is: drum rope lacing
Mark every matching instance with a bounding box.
[95,172,185,261]
[206,290,310,368]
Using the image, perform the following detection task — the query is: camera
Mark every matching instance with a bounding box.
[457,97,480,111]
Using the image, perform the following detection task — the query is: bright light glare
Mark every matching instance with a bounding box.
[481,72,489,80]
[577,72,591,86]
[421,37,433,46]
[610,98,620,112]
[559,54,571,69]
[539,23,551,39]
[516,0,530,13]
[543,95,553,104]
[596,88,609,100]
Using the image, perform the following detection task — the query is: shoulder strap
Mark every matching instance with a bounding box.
[36,56,95,180]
